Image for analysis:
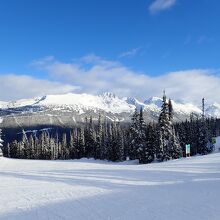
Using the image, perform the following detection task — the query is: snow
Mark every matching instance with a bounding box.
[34,93,135,114]
[0,101,8,109]
[1,92,220,117]
[144,96,163,107]
[125,97,145,110]
[0,153,220,220]
[172,101,202,115]
[0,118,3,147]
[206,103,220,118]
[6,97,44,109]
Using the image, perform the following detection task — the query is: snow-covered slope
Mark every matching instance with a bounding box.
[0,101,9,109]
[5,97,45,108]
[0,153,220,220]
[144,97,202,115]
[0,92,220,129]
[144,96,163,107]
[206,103,220,118]
[0,92,207,115]
[172,100,202,115]
[36,92,135,114]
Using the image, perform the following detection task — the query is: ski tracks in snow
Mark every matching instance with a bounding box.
[0,154,220,220]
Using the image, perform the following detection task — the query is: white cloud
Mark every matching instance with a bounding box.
[149,0,176,14]
[119,47,142,58]
[32,55,220,104]
[0,74,78,101]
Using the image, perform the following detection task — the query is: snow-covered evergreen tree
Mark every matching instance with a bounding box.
[101,117,108,160]
[0,129,3,156]
[107,122,113,161]
[144,123,157,163]
[87,116,96,158]
[113,122,124,161]
[158,92,172,161]
[197,119,209,154]
[95,114,103,159]
[137,107,148,163]
[77,127,85,159]
[129,108,140,160]
[168,128,182,159]
[158,92,182,161]
[69,130,76,159]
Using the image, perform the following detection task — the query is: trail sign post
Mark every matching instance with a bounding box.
[186,144,190,157]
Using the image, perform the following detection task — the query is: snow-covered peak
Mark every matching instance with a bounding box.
[33,93,135,114]
[144,97,163,108]
[144,97,202,116]
[124,97,145,110]
[100,92,116,99]
[1,92,220,119]
[171,100,202,115]
[6,97,44,109]
[0,101,8,109]
[206,103,220,118]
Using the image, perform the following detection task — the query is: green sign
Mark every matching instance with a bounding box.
[186,144,190,154]
[212,138,216,144]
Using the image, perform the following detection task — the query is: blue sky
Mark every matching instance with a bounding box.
[0,0,220,103]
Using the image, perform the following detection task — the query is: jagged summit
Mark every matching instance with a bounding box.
[100,92,117,99]
[144,97,163,107]
[205,103,220,118]
[0,92,219,128]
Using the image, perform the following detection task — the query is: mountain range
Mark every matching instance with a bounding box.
[0,92,219,129]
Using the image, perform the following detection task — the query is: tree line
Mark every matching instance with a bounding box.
[2,93,217,163]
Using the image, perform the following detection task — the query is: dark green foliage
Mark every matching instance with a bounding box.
[158,93,182,161]
[4,98,217,163]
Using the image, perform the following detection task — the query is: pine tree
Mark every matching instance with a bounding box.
[158,92,182,161]
[69,130,76,159]
[0,129,3,156]
[45,131,51,159]
[84,116,89,157]
[137,107,148,163]
[7,143,10,158]
[9,140,18,158]
[101,117,108,160]
[169,128,182,159]
[78,127,85,158]
[61,133,69,159]
[168,98,173,121]
[111,122,124,161]
[107,122,113,161]
[158,92,172,161]
[34,135,40,159]
[49,137,56,160]
[197,119,209,154]
[28,134,35,159]
[22,131,29,159]
[87,116,96,158]
[95,114,103,159]
[129,108,140,160]
[117,124,125,161]
[39,131,45,159]
[144,123,156,163]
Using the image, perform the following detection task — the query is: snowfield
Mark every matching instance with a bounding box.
[0,153,220,220]
[0,92,211,117]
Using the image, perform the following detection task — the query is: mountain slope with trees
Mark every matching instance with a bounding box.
[2,92,217,164]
